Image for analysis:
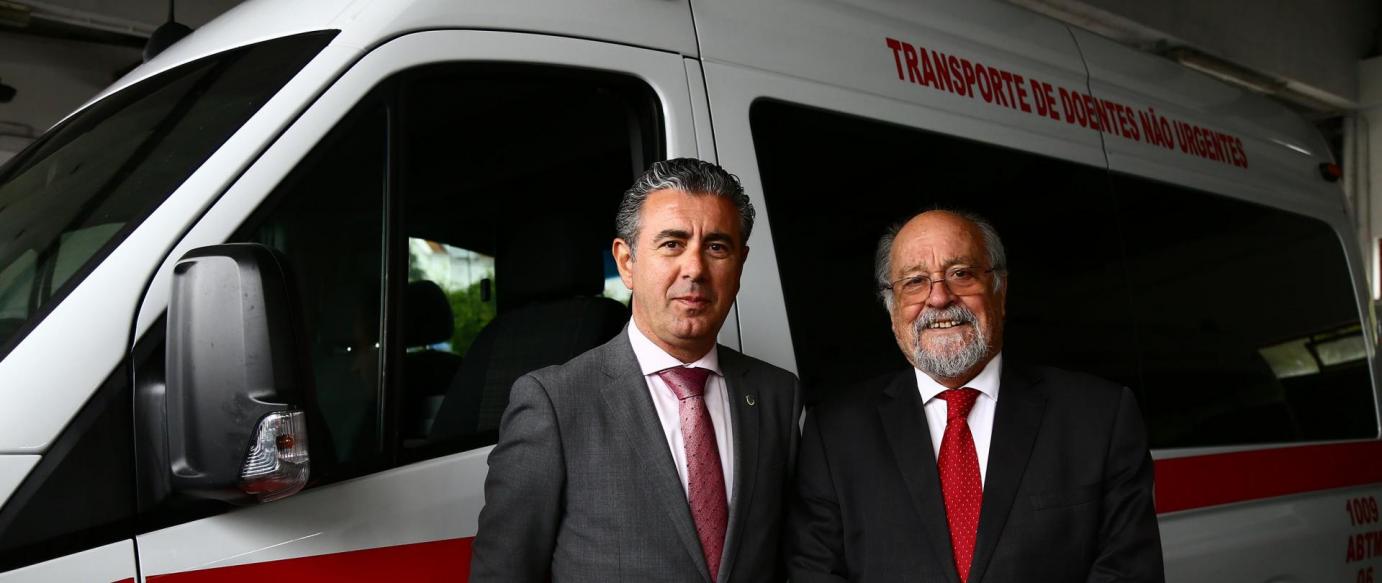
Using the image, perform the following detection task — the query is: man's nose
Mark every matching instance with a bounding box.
[923,278,955,308]
[680,246,707,280]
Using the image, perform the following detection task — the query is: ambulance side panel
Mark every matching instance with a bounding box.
[0,541,135,583]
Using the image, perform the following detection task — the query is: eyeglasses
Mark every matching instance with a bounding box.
[880,266,998,299]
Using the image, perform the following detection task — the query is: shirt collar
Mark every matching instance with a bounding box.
[627,320,722,377]
[915,352,1003,404]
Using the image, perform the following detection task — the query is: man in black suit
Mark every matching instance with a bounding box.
[788,209,1162,583]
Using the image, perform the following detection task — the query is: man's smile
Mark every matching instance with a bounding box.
[923,319,969,330]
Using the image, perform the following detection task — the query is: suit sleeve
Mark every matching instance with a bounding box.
[470,374,565,583]
[786,409,850,583]
[787,377,804,493]
[777,377,805,580]
[1088,387,1165,583]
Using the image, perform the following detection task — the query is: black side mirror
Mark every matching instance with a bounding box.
[165,243,311,503]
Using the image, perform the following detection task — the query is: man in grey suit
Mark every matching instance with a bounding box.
[471,158,802,583]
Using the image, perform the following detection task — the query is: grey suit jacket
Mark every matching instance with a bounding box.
[471,328,803,583]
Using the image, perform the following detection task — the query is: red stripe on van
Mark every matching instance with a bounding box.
[1154,440,1382,513]
[145,537,472,582]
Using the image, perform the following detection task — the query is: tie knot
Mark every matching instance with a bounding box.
[657,366,713,400]
[938,387,981,421]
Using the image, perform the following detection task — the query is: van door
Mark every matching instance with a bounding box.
[129,30,697,580]
[1072,28,1382,583]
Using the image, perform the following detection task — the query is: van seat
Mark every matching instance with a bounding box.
[403,279,463,438]
[429,217,627,443]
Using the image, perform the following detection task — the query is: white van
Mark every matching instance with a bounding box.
[0,0,1374,580]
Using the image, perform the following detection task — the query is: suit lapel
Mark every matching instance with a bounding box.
[596,332,713,583]
[878,371,961,583]
[967,365,1046,583]
[717,350,759,583]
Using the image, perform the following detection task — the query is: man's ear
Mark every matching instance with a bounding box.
[612,238,635,289]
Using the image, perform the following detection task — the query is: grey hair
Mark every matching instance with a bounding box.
[615,158,755,253]
[875,208,1007,311]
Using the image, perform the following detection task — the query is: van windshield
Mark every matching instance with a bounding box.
[0,31,334,356]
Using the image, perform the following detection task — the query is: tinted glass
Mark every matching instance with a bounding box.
[397,65,658,456]
[1114,176,1377,447]
[237,101,388,477]
[750,100,1137,404]
[749,99,1376,448]
[0,31,333,358]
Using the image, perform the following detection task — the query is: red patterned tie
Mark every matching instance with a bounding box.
[937,388,982,583]
[657,366,728,581]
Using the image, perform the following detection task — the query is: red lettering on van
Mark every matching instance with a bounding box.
[994,68,1014,108]
[919,49,939,89]
[1030,78,1050,117]
[880,37,1251,170]
[1348,497,1380,525]
[902,43,921,85]
[1082,93,1102,131]
[1013,74,1032,113]
[946,55,967,96]
[975,63,994,102]
[885,38,906,80]
[1057,87,1075,124]
[932,50,955,94]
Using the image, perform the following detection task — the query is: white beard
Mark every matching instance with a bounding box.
[910,304,990,379]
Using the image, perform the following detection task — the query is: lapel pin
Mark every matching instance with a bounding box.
[745,394,756,406]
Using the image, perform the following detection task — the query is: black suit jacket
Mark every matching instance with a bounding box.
[471,330,802,583]
[788,363,1163,583]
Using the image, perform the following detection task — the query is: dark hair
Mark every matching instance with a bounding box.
[615,158,755,252]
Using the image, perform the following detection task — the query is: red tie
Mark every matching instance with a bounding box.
[937,388,982,583]
[657,366,728,581]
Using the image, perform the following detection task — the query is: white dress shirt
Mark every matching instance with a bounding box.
[628,322,735,502]
[915,353,1002,486]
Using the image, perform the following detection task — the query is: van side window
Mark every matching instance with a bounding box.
[749,100,1139,403]
[395,65,657,459]
[236,101,389,480]
[750,99,1378,450]
[232,65,659,481]
[1114,177,1377,447]
[403,240,495,440]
